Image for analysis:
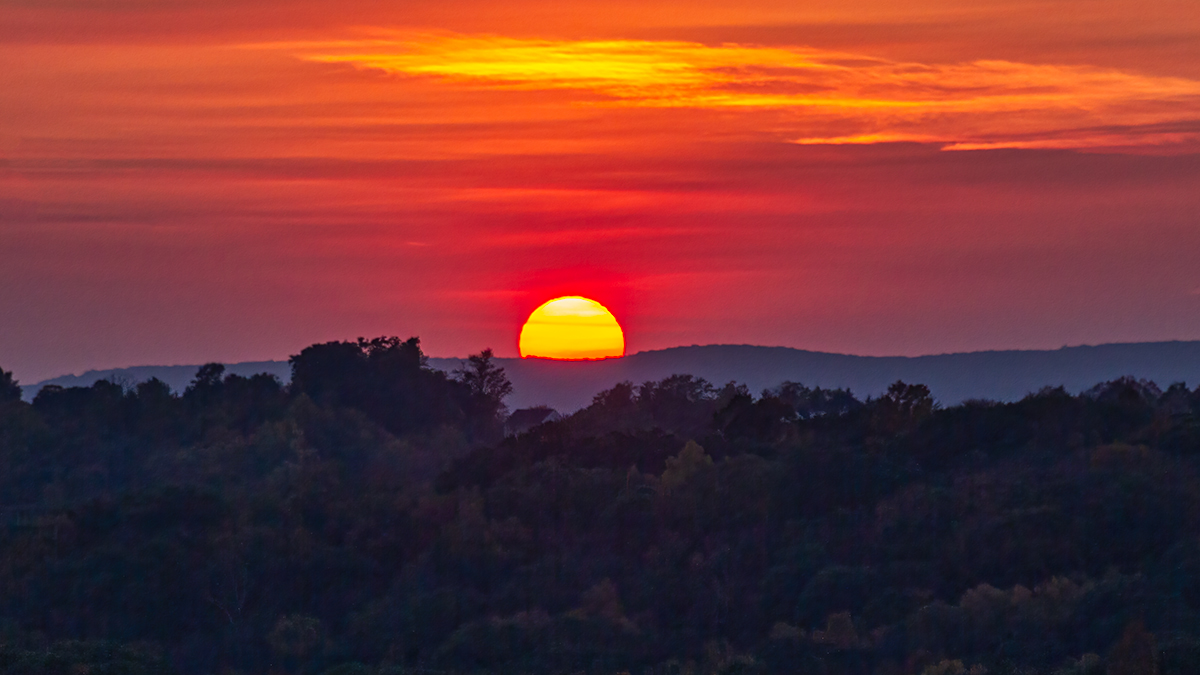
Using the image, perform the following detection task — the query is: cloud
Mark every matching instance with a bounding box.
[273,32,1200,151]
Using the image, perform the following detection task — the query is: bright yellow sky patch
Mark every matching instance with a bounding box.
[283,32,1200,151]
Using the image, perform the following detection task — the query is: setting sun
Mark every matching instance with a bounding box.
[519,297,625,360]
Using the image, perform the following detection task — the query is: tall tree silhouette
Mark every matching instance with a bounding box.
[454,348,513,440]
[0,367,20,404]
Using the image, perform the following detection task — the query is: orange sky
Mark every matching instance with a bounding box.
[3,0,1200,381]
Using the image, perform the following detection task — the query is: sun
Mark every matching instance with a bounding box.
[519,296,625,360]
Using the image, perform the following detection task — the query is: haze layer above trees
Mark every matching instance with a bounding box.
[1,337,1199,674]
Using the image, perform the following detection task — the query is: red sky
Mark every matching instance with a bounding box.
[3,0,1200,382]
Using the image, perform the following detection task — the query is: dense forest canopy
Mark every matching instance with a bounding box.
[1,338,1200,675]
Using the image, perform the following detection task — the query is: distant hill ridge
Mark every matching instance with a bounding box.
[22,361,292,402]
[23,341,1200,411]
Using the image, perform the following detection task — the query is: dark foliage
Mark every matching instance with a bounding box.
[290,337,470,438]
[2,341,1200,675]
[0,369,21,405]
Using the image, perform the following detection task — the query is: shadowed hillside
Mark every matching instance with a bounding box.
[3,337,1200,674]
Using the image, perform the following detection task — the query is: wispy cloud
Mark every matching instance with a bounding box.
[272,32,1200,151]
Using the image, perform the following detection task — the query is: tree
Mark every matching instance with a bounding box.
[1108,619,1159,675]
[871,380,935,436]
[884,381,934,421]
[454,349,513,416]
[661,440,713,493]
[637,375,719,436]
[289,336,465,435]
[771,382,862,419]
[269,614,324,672]
[0,368,21,404]
[289,341,371,406]
[812,611,860,650]
[715,392,794,442]
[189,363,226,391]
[453,349,513,442]
[569,381,643,435]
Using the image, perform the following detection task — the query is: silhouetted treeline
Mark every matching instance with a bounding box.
[2,343,1200,675]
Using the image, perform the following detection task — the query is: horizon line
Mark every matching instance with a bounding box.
[24,338,1200,385]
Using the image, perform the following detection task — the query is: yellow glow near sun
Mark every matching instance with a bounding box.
[519,297,625,360]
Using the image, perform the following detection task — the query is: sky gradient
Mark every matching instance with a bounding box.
[3,0,1200,383]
